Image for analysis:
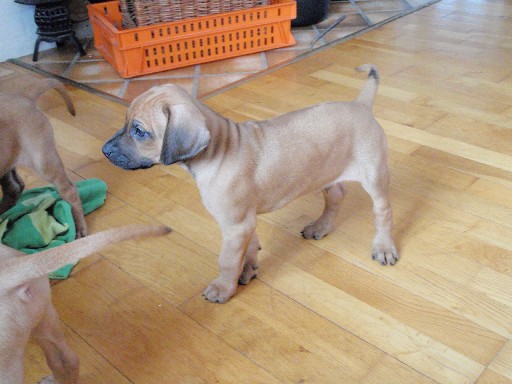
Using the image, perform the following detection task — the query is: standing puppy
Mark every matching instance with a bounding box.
[0,78,87,238]
[0,224,171,384]
[102,64,398,304]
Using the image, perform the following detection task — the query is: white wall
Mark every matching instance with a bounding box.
[0,1,53,62]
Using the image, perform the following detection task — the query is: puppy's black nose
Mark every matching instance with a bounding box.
[102,143,114,158]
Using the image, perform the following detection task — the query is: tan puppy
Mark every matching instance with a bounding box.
[0,224,171,384]
[0,77,87,238]
[102,64,398,304]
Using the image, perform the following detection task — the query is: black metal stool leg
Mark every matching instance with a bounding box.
[33,37,42,62]
[70,32,86,56]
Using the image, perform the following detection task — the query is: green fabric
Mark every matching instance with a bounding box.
[0,178,107,279]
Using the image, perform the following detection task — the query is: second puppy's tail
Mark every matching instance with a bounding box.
[355,64,379,109]
[0,224,171,292]
[22,78,76,116]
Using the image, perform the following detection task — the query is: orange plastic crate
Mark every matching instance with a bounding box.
[88,0,296,78]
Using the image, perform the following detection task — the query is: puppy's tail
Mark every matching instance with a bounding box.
[355,64,379,109]
[0,224,171,291]
[22,78,76,116]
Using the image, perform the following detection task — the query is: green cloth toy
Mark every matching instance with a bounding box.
[0,178,107,279]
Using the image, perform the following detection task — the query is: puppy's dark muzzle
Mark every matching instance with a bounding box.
[102,130,133,169]
[102,131,155,170]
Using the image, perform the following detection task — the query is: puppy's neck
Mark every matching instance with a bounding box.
[195,101,232,131]
[190,102,238,159]
[183,101,248,181]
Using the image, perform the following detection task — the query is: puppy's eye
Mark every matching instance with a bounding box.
[131,121,150,139]
[135,127,148,137]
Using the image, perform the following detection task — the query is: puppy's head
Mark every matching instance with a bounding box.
[102,84,210,170]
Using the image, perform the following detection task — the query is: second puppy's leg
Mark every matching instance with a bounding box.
[0,168,25,214]
[32,304,79,384]
[301,182,346,240]
[238,231,261,285]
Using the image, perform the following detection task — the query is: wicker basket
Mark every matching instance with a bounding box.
[121,0,271,28]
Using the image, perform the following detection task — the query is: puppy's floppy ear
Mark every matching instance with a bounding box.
[160,103,211,165]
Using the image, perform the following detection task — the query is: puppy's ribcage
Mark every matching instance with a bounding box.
[251,103,386,213]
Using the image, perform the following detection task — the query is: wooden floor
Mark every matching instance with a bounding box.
[3,0,511,382]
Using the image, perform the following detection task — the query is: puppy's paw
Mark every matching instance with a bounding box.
[75,223,88,239]
[372,244,399,266]
[301,221,330,240]
[38,375,56,384]
[0,203,10,215]
[203,278,236,304]
[238,263,259,285]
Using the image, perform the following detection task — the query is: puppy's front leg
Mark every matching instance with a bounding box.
[51,174,88,239]
[33,154,88,238]
[204,218,256,303]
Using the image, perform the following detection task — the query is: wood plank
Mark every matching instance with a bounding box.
[24,325,132,384]
[180,281,436,384]
[52,259,282,384]
[259,262,484,383]
[490,341,512,381]
[381,119,512,173]
[262,190,512,338]
[477,369,512,384]
[83,195,218,306]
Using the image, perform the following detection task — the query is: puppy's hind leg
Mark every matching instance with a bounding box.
[361,173,398,266]
[302,182,346,240]
[238,231,261,285]
[32,304,79,384]
[0,168,25,214]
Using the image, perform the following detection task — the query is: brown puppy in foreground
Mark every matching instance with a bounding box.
[0,224,171,384]
[0,77,87,238]
[103,64,398,304]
